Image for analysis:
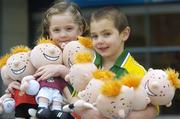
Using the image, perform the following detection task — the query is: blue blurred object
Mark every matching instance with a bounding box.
[69,0,180,8]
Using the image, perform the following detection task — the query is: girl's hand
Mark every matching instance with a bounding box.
[6,81,21,94]
[34,64,69,81]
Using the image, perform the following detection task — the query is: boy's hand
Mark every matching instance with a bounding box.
[126,104,157,119]
[78,108,108,119]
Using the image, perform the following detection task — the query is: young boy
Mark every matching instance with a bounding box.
[80,6,157,119]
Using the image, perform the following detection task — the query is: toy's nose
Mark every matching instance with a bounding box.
[13,61,20,67]
[49,47,55,54]
[151,81,160,90]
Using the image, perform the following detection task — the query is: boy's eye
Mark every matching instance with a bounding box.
[53,28,60,32]
[91,35,98,40]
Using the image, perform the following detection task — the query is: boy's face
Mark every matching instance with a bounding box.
[90,19,129,59]
[49,12,82,49]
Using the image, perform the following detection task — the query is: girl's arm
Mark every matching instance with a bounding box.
[6,81,21,93]
[34,64,69,81]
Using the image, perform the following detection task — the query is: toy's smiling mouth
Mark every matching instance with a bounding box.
[11,66,26,75]
[144,80,157,96]
[68,57,73,67]
[43,53,59,61]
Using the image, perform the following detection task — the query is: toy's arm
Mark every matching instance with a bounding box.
[63,99,95,112]
[0,93,15,114]
[20,75,40,96]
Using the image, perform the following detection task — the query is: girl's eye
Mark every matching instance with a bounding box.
[66,27,73,31]
[103,32,111,37]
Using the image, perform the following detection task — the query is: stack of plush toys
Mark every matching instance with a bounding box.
[0,37,180,119]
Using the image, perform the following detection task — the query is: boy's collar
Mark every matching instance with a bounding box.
[94,49,129,68]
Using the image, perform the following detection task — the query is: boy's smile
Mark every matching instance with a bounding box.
[90,19,125,59]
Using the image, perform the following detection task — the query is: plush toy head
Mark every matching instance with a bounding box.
[95,80,134,119]
[121,74,150,110]
[141,68,180,107]
[0,54,13,85]
[30,38,63,69]
[6,46,36,81]
[63,36,94,67]
[65,52,97,92]
[78,69,115,103]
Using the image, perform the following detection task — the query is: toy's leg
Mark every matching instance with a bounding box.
[36,97,51,119]
[50,100,74,119]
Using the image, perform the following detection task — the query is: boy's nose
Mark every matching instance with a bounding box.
[96,37,104,43]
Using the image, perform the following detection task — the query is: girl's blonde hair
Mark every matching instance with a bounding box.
[41,0,89,38]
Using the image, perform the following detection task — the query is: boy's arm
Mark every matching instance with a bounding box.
[126,104,157,119]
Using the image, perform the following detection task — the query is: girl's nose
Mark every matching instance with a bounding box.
[59,30,67,37]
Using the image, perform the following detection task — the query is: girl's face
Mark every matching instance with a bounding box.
[49,12,82,49]
[90,19,129,59]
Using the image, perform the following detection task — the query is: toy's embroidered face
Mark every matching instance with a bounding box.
[0,65,13,85]
[30,43,62,68]
[78,79,104,103]
[132,85,150,110]
[68,63,97,92]
[63,41,93,67]
[7,52,35,80]
[95,85,134,119]
[142,69,175,105]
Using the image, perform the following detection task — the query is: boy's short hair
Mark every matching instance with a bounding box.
[90,6,129,33]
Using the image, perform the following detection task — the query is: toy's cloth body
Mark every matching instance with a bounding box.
[12,87,37,118]
[12,89,36,107]
[39,77,68,91]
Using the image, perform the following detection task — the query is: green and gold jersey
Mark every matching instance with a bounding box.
[94,49,146,79]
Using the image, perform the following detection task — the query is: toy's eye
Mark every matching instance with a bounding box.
[163,86,166,88]
[120,98,124,101]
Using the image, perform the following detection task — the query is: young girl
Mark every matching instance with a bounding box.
[34,0,88,81]
[78,6,157,119]
[7,1,88,119]
[34,1,89,119]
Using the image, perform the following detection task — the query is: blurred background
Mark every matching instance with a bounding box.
[0,0,180,118]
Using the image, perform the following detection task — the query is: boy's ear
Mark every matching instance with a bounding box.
[121,26,130,42]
